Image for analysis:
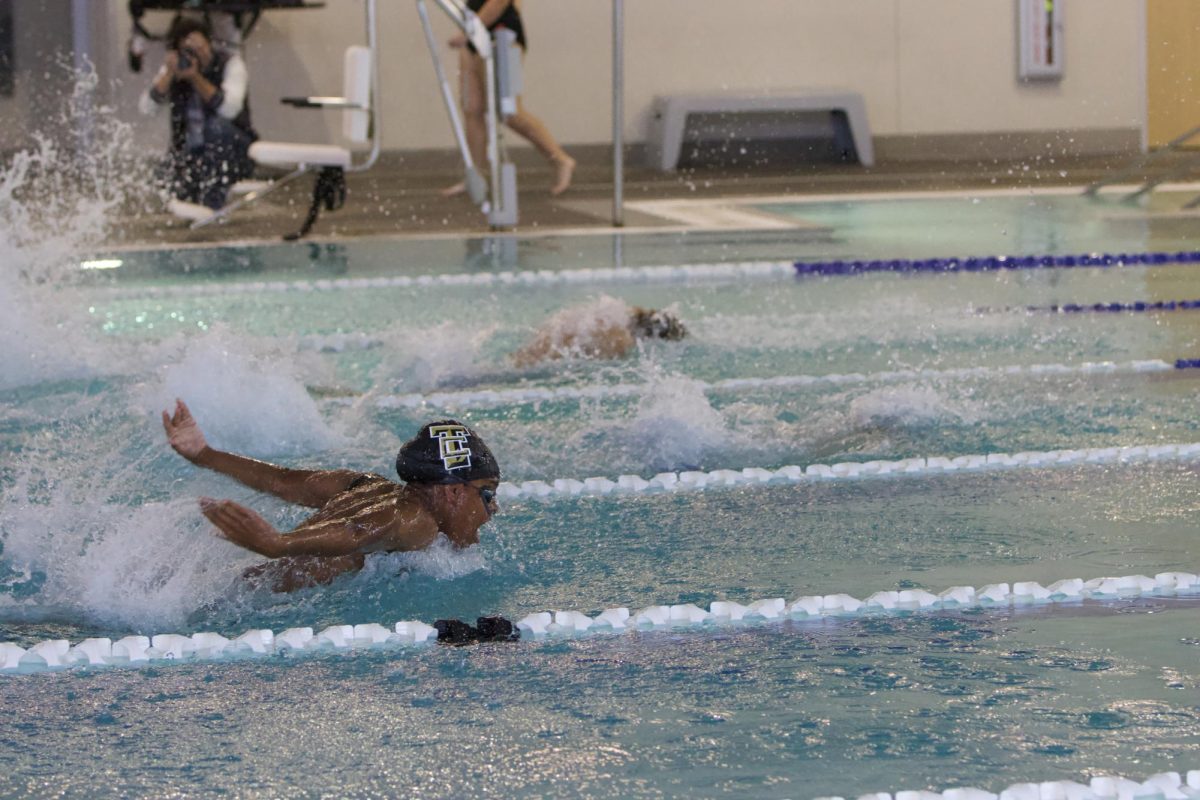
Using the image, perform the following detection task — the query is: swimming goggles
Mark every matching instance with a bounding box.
[477,486,497,514]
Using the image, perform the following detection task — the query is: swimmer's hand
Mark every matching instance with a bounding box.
[200,497,285,558]
[162,398,208,462]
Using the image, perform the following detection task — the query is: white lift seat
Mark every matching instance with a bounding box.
[646,89,874,171]
[198,44,377,239]
[249,142,352,170]
[248,45,371,171]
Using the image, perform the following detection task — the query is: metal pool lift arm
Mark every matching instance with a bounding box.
[416,0,519,228]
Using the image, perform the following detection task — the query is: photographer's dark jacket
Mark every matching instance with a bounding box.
[140,49,256,152]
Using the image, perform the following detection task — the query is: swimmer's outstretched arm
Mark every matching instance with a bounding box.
[163,398,365,508]
[200,497,422,558]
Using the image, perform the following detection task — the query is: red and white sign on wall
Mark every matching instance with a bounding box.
[1018,0,1064,81]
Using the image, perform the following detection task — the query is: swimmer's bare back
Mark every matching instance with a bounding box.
[511,315,635,367]
[201,472,441,592]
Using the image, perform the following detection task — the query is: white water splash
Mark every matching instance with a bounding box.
[0,65,153,392]
[849,385,967,428]
[0,455,249,631]
[364,535,489,582]
[561,367,732,474]
[140,327,344,457]
[370,321,498,394]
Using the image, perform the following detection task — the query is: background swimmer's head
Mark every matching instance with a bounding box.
[395,420,500,485]
[630,307,688,341]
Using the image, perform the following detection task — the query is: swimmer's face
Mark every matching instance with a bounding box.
[439,477,500,543]
[470,478,500,522]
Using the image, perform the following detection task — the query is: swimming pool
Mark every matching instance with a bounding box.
[3,191,1200,797]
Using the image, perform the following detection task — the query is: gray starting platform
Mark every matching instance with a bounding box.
[646,89,874,171]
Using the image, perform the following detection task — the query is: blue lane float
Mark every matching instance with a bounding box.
[91,251,1200,300]
[1032,299,1200,314]
[794,251,1200,277]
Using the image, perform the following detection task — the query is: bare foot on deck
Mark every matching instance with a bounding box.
[441,181,467,198]
[550,155,576,196]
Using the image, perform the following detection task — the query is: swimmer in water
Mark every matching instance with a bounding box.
[511,296,687,367]
[162,399,500,592]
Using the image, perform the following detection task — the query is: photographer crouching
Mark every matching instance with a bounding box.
[138,17,257,212]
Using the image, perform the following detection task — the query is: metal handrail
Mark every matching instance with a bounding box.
[1083,122,1200,199]
[354,0,381,173]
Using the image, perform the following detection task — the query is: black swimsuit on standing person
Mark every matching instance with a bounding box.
[466,0,527,51]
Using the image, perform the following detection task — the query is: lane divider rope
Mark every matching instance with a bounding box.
[357,359,1178,412]
[3,567,1199,675]
[819,769,1200,800]
[89,250,1200,300]
[793,250,1200,276]
[1015,298,1200,314]
[494,440,1200,502]
[95,260,797,299]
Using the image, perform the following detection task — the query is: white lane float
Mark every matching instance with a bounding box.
[102,260,798,300]
[816,771,1200,800]
[493,441,1200,502]
[2,566,1198,675]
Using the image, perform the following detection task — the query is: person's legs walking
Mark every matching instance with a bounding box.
[504,98,574,195]
[447,49,574,197]
[443,49,490,197]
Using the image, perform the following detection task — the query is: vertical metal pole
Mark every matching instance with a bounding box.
[71,0,95,156]
[612,0,624,227]
[417,0,474,172]
[484,53,502,220]
[364,0,381,169]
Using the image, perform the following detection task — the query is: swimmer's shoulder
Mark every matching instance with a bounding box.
[345,472,393,491]
[356,479,440,551]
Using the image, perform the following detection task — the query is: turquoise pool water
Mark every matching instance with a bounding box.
[3,201,1200,797]
[757,189,1200,262]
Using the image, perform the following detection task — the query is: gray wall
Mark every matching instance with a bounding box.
[0,0,77,151]
[10,0,1150,157]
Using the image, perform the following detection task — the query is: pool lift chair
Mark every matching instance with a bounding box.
[191,0,381,239]
[1083,123,1200,209]
[416,0,521,228]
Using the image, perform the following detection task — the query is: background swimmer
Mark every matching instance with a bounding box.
[162,400,501,592]
[512,296,687,367]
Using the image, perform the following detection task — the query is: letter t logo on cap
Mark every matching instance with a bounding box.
[428,424,473,471]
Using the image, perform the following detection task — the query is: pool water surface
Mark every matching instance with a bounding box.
[3,193,1200,797]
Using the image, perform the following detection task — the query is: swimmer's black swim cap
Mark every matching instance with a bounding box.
[395,419,500,485]
[631,307,687,341]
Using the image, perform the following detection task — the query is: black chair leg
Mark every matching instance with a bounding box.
[284,166,347,241]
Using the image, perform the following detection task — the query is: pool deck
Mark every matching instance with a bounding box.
[108,147,1200,247]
